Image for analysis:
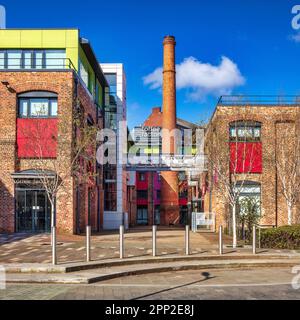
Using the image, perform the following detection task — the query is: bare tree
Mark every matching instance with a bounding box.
[206,114,261,248]
[20,100,98,264]
[273,120,300,225]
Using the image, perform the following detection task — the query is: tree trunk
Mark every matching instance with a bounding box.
[50,200,57,265]
[232,203,237,249]
[51,201,55,228]
[288,204,293,226]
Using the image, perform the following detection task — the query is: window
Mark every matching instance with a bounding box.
[235,181,261,216]
[45,50,65,69]
[105,73,117,104]
[0,51,5,69]
[35,51,44,69]
[7,51,22,69]
[18,96,58,118]
[230,121,261,142]
[0,50,66,69]
[137,190,148,199]
[23,51,33,69]
[79,59,89,88]
[104,182,117,211]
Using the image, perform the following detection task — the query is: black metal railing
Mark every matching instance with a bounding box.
[0,58,77,71]
[218,95,300,106]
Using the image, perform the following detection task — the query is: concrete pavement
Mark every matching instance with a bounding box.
[0,267,299,300]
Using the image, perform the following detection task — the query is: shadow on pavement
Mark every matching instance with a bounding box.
[131,271,216,300]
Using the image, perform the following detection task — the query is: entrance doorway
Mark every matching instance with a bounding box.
[16,189,51,233]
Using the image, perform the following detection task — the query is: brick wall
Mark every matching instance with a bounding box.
[0,71,103,234]
[204,105,300,231]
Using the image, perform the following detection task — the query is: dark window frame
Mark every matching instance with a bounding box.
[18,96,58,119]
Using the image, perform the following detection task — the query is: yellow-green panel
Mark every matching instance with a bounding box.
[66,48,79,71]
[20,30,43,47]
[42,30,67,48]
[0,30,21,48]
[65,30,79,48]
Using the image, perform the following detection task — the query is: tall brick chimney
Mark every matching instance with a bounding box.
[160,35,179,225]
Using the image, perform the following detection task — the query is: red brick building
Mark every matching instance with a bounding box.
[128,107,199,227]
[0,29,108,234]
[203,97,300,232]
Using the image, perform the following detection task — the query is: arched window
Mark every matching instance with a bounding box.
[229,121,261,142]
[18,91,58,118]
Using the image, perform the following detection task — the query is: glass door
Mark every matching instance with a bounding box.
[16,190,34,232]
[16,189,51,233]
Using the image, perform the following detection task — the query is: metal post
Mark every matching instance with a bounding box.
[86,225,91,262]
[253,225,257,255]
[120,225,125,259]
[219,226,223,255]
[152,225,157,257]
[51,226,57,265]
[185,225,190,255]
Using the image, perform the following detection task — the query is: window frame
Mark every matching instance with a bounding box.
[229,121,262,142]
[18,97,58,119]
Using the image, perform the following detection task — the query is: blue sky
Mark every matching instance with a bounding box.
[2,0,300,128]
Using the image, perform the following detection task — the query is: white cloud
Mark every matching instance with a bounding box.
[143,56,245,101]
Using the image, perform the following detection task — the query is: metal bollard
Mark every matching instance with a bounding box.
[253,225,257,255]
[51,226,57,265]
[185,225,190,256]
[219,226,223,255]
[86,225,91,262]
[152,225,157,257]
[120,225,125,259]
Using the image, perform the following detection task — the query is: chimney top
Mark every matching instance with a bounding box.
[163,35,176,45]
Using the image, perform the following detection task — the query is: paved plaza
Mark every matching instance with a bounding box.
[0,228,298,265]
[0,229,240,264]
[0,267,299,300]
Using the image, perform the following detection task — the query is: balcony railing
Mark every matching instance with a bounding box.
[218,95,300,106]
[0,58,77,71]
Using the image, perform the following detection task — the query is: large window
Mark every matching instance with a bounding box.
[105,73,117,105]
[0,50,66,69]
[19,97,58,118]
[230,121,261,142]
